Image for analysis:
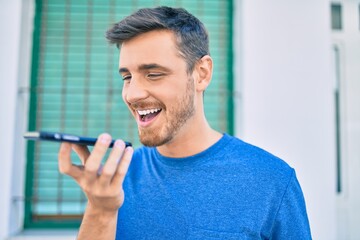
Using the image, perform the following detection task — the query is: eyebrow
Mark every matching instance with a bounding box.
[119,67,129,74]
[119,63,170,74]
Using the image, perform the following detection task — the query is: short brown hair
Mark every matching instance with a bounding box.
[106,6,210,73]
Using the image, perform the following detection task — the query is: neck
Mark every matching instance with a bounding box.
[156,114,222,158]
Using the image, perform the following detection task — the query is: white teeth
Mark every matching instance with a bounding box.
[137,108,161,116]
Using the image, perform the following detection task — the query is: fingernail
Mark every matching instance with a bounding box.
[125,146,133,154]
[114,140,124,148]
[100,134,111,144]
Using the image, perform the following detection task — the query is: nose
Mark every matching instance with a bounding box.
[123,77,148,104]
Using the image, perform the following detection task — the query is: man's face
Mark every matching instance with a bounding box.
[119,30,196,146]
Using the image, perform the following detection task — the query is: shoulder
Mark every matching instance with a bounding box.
[223,134,292,170]
[124,146,155,182]
[210,135,295,196]
[132,145,153,157]
[129,146,154,167]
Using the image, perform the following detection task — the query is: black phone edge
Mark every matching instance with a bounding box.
[23,131,132,148]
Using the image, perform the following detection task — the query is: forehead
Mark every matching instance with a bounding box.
[119,30,184,68]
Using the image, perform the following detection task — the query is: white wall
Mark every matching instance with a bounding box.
[0,0,34,238]
[234,0,337,239]
[0,0,23,238]
[332,1,360,239]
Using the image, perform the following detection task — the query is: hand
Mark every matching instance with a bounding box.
[58,133,133,214]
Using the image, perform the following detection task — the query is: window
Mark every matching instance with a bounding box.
[332,45,342,193]
[331,3,342,30]
[25,0,233,228]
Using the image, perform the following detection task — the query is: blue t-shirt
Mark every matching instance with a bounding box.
[116,134,311,239]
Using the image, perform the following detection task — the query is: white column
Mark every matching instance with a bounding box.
[0,0,22,238]
[0,0,34,238]
[234,0,337,239]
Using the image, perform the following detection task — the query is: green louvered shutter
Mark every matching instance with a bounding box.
[25,0,233,228]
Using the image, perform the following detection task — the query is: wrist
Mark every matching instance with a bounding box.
[85,202,119,221]
[77,202,118,239]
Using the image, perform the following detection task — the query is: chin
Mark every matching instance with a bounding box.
[139,132,173,147]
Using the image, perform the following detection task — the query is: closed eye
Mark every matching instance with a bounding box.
[122,75,132,81]
[147,73,164,80]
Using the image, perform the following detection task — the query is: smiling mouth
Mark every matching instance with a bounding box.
[137,108,162,122]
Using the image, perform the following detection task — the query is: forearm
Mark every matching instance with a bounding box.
[77,203,118,240]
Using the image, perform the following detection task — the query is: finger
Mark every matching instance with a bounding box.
[112,146,134,186]
[72,144,90,165]
[58,142,83,180]
[98,140,126,187]
[84,133,112,183]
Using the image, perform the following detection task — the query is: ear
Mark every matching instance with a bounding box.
[193,55,213,92]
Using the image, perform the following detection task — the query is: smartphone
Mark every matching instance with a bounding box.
[23,131,132,148]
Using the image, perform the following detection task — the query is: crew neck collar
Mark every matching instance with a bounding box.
[153,133,231,168]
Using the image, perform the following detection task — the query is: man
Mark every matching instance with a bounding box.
[58,6,311,239]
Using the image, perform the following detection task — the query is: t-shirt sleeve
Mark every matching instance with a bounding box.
[270,170,312,240]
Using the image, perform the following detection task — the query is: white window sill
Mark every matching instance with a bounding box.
[7,230,78,240]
